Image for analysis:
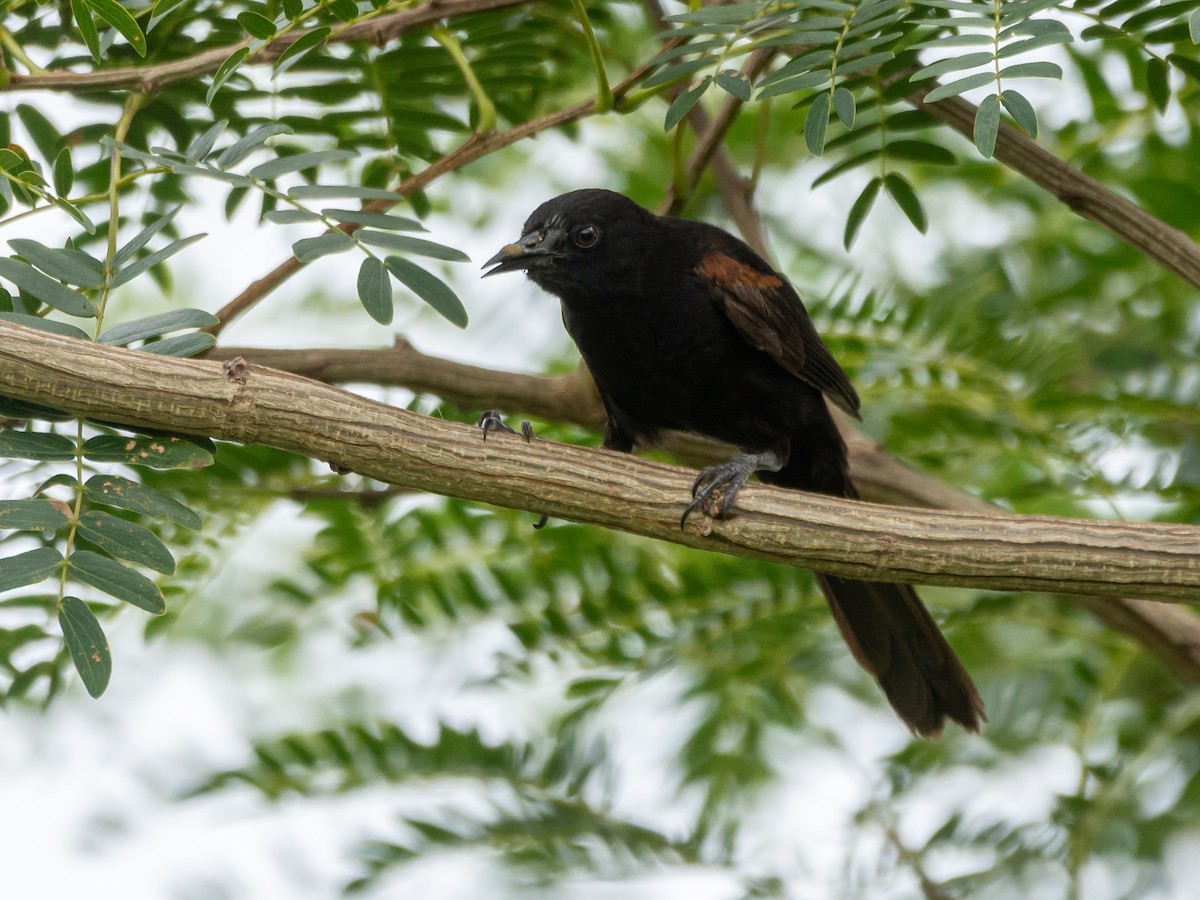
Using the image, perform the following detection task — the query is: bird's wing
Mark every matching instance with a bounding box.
[696,250,862,419]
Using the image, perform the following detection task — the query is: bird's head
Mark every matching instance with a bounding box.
[482,189,657,296]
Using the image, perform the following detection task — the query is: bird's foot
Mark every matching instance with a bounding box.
[477,409,534,443]
[680,449,784,529]
[681,458,756,528]
[475,410,547,529]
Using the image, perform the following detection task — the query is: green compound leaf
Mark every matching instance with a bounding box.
[112,207,181,269]
[0,258,95,317]
[84,0,148,57]
[0,431,77,462]
[1146,57,1170,112]
[97,308,219,346]
[237,11,277,39]
[54,148,75,198]
[0,311,90,341]
[1001,89,1038,137]
[384,256,468,328]
[923,71,995,103]
[833,87,856,128]
[357,257,393,325]
[264,209,325,225]
[911,52,995,82]
[8,239,104,289]
[805,91,831,156]
[1169,52,1200,85]
[289,185,404,201]
[249,149,356,181]
[883,173,927,233]
[844,177,882,250]
[0,547,64,592]
[715,69,752,101]
[273,26,331,76]
[321,209,424,231]
[664,78,712,131]
[217,124,292,168]
[110,234,207,289]
[59,595,111,698]
[70,550,165,614]
[140,332,217,358]
[292,231,356,263]
[999,61,1062,80]
[185,121,227,163]
[76,510,176,575]
[83,434,214,469]
[973,92,1001,158]
[208,48,250,106]
[644,58,713,90]
[355,232,469,262]
[84,474,202,530]
[0,499,70,532]
[886,140,956,165]
[70,0,102,62]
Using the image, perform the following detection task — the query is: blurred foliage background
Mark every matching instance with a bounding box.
[1,0,1200,897]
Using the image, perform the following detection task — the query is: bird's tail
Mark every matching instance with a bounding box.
[763,424,985,736]
[814,573,984,736]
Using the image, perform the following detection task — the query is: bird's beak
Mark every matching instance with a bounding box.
[481,229,552,277]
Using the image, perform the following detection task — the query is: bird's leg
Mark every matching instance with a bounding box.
[477,409,535,443]
[475,410,546,528]
[681,449,785,528]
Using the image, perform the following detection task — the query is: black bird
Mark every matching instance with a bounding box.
[483,188,984,737]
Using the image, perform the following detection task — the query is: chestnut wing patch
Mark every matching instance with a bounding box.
[697,252,862,419]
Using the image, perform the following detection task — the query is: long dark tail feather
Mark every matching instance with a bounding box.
[815,574,985,737]
[763,415,985,736]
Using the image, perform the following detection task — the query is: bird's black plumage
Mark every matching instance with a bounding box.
[484,188,984,737]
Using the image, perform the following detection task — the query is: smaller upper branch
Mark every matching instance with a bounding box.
[912,82,1200,293]
[2,0,535,95]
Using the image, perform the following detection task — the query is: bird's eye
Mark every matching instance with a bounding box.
[572,224,601,249]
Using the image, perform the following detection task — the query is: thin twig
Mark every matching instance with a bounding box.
[1,0,535,95]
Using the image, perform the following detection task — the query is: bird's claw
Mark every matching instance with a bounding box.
[680,460,753,529]
[477,409,534,443]
[476,410,546,529]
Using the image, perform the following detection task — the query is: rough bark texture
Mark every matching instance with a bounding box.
[208,342,1200,682]
[4,321,1200,602]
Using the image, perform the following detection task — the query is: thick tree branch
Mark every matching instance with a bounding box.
[205,340,1200,681]
[4,322,1200,602]
[2,0,534,94]
[213,339,607,426]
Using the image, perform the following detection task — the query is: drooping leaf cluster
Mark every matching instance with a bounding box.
[648,0,1200,243]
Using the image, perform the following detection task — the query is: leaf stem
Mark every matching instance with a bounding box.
[55,92,146,610]
[431,25,496,134]
[0,25,47,75]
[570,0,613,112]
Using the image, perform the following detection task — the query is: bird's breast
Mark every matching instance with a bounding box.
[560,293,800,448]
